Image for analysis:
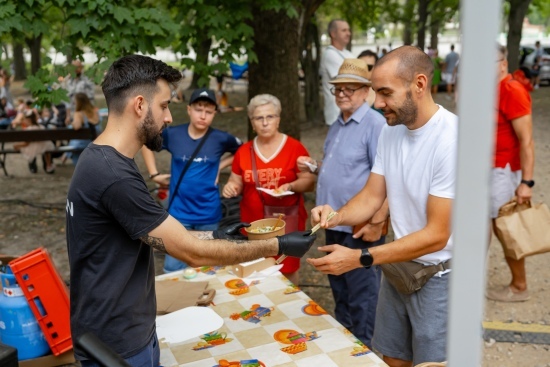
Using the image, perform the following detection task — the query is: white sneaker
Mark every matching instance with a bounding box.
[534,84,539,90]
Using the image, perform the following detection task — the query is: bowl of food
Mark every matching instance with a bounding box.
[245,218,286,240]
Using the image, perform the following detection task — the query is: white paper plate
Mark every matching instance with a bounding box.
[156,306,224,345]
[257,187,294,197]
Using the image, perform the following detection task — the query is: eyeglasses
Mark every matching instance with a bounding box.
[330,86,366,97]
[367,64,374,71]
[252,114,279,123]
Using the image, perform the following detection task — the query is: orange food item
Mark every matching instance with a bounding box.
[280,342,307,354]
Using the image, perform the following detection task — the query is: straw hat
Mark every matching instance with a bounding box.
[329,58,372,85]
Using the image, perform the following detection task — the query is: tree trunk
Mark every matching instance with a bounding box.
[249,6,301,141]
[402,0,416,46]
[190,37,213,89]
[13,42,27,81]
[417,0,430,50]
[298,0,325,125]
[347,21,353,52]
[430,18,440,50]
[403,24,413,46]
[301,18,323,125]
[1,43,9,60]
[25,34,42,75]
[507,0,532,72]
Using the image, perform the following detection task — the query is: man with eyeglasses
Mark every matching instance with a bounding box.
[298,58,387,349]
[320,19,353,126]
[141,87,242,273]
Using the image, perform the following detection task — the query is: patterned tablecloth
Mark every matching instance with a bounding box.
[156,266,389,367]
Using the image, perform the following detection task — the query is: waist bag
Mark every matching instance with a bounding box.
[380,259,451,295]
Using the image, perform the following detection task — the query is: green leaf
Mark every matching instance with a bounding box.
[67,18,90,37]
[0,3,16,17]
[113,6,134,25]
[24,75,49,94]
[134,8,150,20]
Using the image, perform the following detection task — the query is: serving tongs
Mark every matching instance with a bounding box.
[276,211,338,265]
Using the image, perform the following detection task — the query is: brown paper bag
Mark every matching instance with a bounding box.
[155,280,215,315]
[494,199,550,260]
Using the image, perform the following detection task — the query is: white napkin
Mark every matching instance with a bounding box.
[242,264,284,285]
[304,161,318,173]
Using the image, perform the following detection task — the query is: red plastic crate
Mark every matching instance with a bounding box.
[9,248,72,355]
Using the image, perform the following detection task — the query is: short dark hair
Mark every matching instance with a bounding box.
[357,49,379,62]
[377,45,434,87]
[101,55,182,115]
[451,44,455,51]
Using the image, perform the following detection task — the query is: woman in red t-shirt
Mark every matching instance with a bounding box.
[222,94,316,285]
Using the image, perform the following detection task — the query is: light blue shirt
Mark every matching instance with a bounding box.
[316,102,386,233]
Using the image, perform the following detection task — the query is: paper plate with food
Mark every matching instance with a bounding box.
[256,187,294,197]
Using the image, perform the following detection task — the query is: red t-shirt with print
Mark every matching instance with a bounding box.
[494,74,532,170]
[232,135,310,273]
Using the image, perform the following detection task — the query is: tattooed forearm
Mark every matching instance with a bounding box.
[140,235,167,253]
[226,239,247,244]
[190,231,214,240]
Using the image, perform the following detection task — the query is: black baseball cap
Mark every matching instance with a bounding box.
[189,88,218,109]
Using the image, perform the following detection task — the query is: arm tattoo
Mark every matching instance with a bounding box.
[190,231,246,244]
[190,231,214,240]
[226,239,247,244]
[139,235,167,253]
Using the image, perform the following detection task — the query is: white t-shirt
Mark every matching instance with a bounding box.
[371,106,458,265]
[320,45,353,126]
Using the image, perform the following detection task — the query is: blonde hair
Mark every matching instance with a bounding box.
[247,94,281,119]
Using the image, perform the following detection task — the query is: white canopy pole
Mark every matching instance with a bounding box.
[447,0,502,366]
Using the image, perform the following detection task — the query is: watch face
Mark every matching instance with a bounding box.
[360,248,373,267]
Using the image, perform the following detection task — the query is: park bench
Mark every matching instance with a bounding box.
[0,126,97,176]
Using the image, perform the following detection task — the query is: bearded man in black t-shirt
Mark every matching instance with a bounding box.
[66,54,316,366]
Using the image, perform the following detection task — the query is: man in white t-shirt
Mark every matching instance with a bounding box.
[308,45,458,366]
[320,19,353,126]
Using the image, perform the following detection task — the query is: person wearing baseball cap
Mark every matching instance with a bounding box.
[188,87,218,108]
[297,58,388,349]
[142,86,242,273]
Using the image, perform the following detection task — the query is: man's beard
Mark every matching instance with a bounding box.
[139,107,164,151]
[386,90,418,127]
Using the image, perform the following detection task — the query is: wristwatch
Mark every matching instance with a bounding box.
[360,248,374,269]
[520,179,535,188]
[149,172,160,179]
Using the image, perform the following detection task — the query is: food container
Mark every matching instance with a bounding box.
[245,218,286,240]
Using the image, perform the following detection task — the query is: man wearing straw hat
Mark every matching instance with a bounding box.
[308,46,458,366]
[297,58,387,349]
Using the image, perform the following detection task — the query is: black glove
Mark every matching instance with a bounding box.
[212,222,251,241]
[277,230,316,257]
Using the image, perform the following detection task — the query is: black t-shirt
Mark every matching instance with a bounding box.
[66,143,168,360]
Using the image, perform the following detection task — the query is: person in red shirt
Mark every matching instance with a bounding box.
[223,94,316,285]
[486,44,535,302]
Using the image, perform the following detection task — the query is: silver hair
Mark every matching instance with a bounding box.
[247,94,282,119]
